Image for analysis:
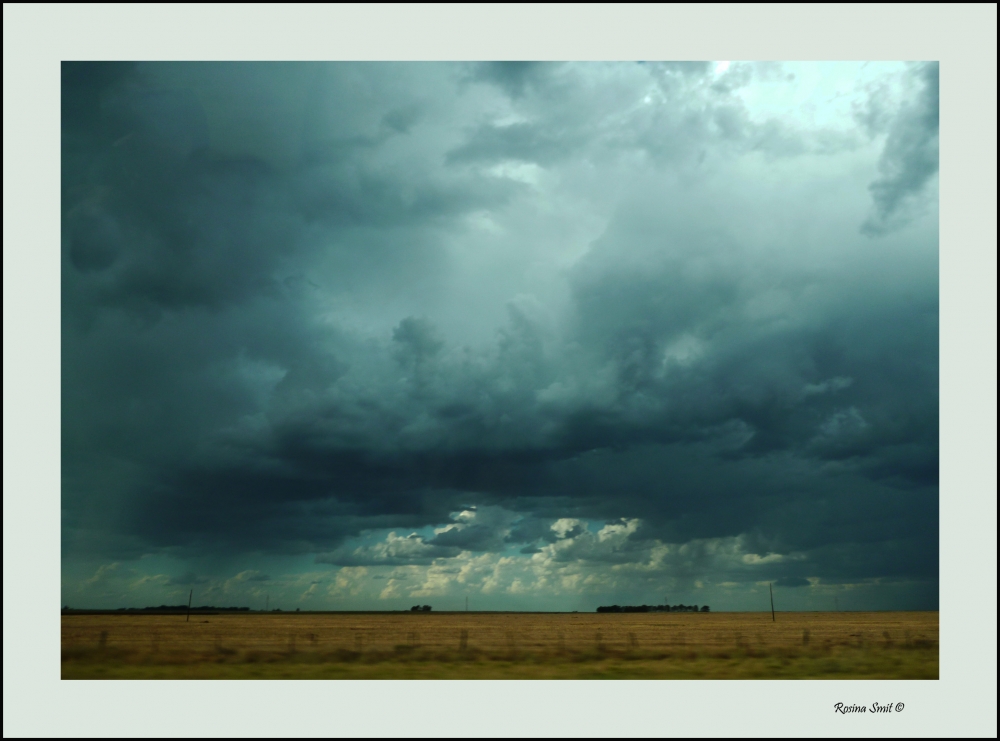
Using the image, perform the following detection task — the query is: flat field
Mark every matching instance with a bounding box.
[61,611,938,679]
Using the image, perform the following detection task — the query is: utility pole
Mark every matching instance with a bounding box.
[186,589,193,622]
[769,583,775,622]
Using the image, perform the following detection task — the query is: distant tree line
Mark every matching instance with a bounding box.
[104,605,251,612]
[410,605,432,612]
[596,604,709,613]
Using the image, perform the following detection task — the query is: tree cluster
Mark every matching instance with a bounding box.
[596,604,709,613]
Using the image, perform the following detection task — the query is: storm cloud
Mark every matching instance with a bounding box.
[61,61,938,611]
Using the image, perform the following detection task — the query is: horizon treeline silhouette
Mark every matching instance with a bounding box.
[596,604,709,613]
[62,605,251,612]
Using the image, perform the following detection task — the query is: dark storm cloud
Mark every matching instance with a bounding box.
[166,571,209,586]
[62,62,937,607]
[469,61,550,99]
[774,577,810,588]
[446,121,586,166]
[393,316,445,376]
[426,524,497,549]
[862,62,939,235]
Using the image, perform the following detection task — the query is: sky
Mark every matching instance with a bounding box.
[60,61,939,612]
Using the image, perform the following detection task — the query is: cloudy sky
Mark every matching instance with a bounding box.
[61,61,938,612]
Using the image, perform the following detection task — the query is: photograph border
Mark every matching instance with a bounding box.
[3,3,995,738]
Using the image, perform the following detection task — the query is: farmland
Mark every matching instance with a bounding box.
[61,610,938,679]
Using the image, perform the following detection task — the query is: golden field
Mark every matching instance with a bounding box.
[61,610,938,679]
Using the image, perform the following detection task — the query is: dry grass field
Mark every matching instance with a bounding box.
[61,611,938,679]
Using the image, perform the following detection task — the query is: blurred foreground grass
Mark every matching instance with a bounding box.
[62,611,938,679]
[62,646,938,679]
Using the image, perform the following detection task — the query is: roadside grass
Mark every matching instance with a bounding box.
[62,611,939,679]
